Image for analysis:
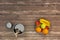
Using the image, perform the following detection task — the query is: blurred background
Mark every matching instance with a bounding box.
[0,0,60,40]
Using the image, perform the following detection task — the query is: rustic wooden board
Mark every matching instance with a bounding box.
[0,0,60,40]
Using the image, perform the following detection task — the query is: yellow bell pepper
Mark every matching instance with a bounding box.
[40,19,50,28]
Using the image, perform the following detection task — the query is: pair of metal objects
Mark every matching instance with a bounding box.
[6,22,24,37]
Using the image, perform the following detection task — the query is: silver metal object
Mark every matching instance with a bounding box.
[6,22,12,29]
[5,22,25,37]
[14,24,24,34]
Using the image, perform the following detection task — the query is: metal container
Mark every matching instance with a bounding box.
[14,24,24,34]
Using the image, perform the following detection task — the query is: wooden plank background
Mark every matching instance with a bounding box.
[0,0,60,40]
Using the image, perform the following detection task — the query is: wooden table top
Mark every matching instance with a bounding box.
[0,0,60,40]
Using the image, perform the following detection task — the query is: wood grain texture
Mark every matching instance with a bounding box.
[0,0,60,40]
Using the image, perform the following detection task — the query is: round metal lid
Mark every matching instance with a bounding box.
[6,22,12,29]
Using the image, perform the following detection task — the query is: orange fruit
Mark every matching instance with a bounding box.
[35,27,41,33]
[42,29,48,35]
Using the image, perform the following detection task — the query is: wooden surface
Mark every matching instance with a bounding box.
[0,0,60,40]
